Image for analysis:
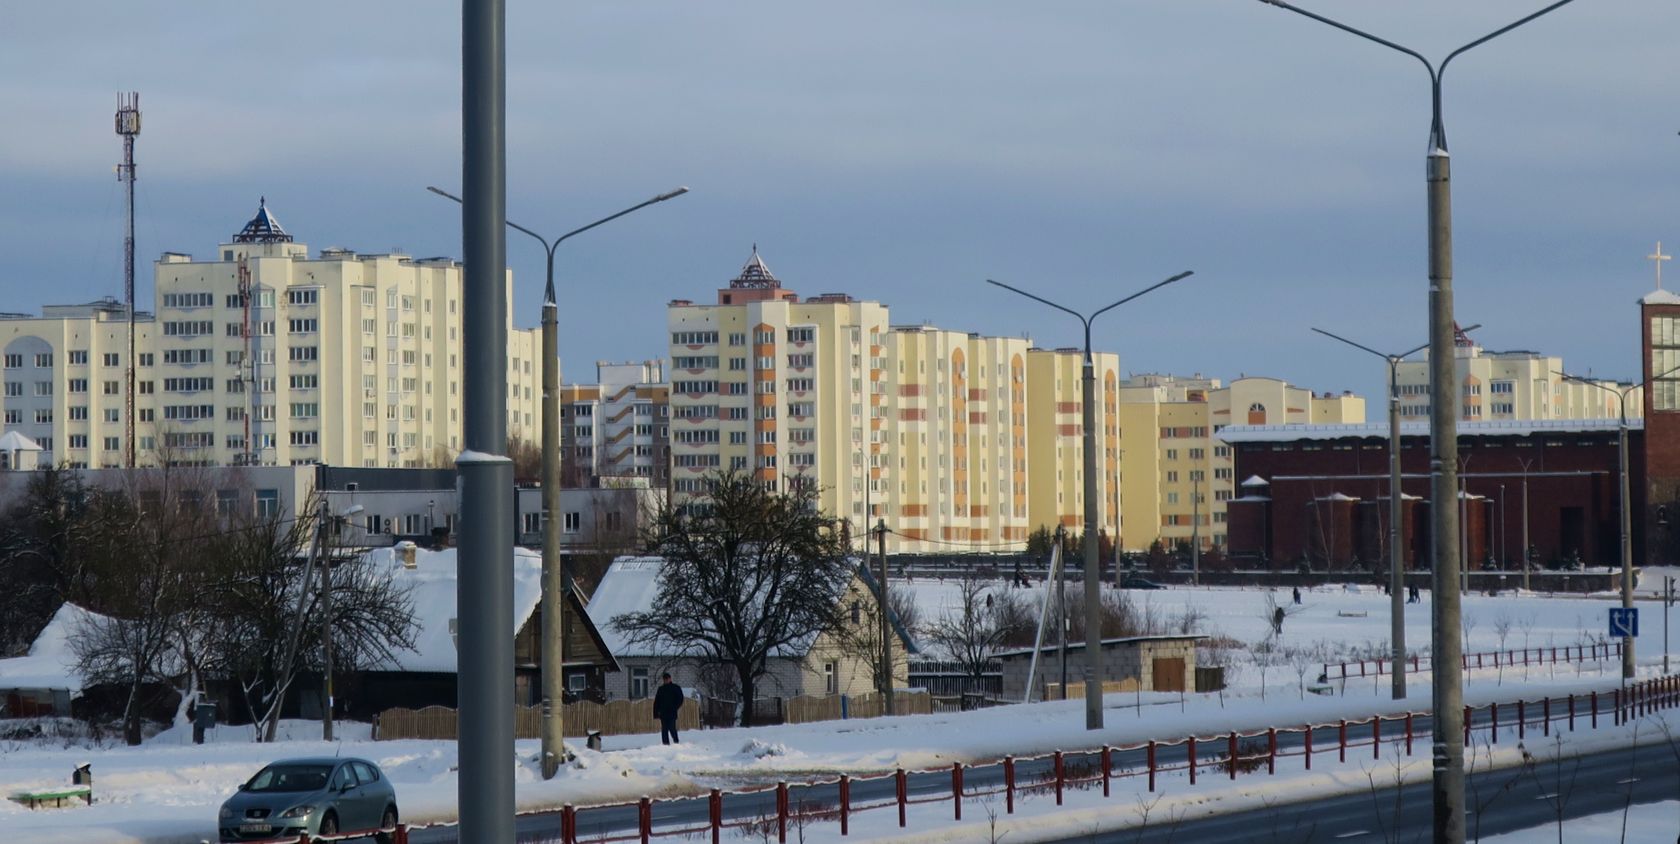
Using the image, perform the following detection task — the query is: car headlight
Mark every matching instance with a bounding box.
[279,805,316,819]
[219,806,234,820]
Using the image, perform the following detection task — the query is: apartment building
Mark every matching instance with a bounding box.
[1392,330,1638,423]
[665,249,1120,552]
[559,360,670,487]
[0,200,541,468]
[1117,374,1365,552]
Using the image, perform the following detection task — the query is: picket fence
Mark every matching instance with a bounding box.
[374,698,699,741]
[1324,641,1621,681]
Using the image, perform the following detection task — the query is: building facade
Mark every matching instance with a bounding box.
[1641,283,1680,566]
[665,249,1120,553]
[558,360,670,488]
[1116,374,1365,552]
[1392,330,1638,423]
[0,200,542,468]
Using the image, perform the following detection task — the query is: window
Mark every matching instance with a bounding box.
[162,292,214,308]
[139,353,153,367]
[564,512,581,533]
[34,381,52,396]
[104,437,120,452]
[287,318,318,334]
[290,403,319,418]
[163,404,215,420]
[163,377,214,392]
[162,320,213,336]
[68,435,88,450]
[68,350,88,365]
[286,288,318,306]
[68,406,88,421]
[822,661,837,695]
[787,327,815,343]
[68,378,88,393]
[288,345,318,362]
[2,381,19,397]
[289,430,319,446]
[673,356,718,369]
[2,354,20,368]
[785,378,813,392]
[290,374,318,390]
[103,353,119,367]
[754,330,774,344]
[104,408,119,423]
[630,667,650,700]
[671,331,719,345]
[35,409,52,424]
[673,380,718,394]
[728,332,746,346]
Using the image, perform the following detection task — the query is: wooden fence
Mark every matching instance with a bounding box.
[783,690,931,724]
[374,698,700,741]
[1043,678,1139,701]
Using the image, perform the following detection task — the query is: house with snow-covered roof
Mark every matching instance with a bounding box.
[588,555,916,706]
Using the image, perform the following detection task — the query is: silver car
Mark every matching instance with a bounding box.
[218,757,398,842]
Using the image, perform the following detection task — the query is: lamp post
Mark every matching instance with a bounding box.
[1257,3,1579,840]
[429,185,687,779]
[987,270,1194,730]
[1517,456,1533,590]
[1558,363,1680,681]
[1310,327,1464,700]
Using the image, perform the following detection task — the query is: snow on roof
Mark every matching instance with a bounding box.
[0,430,43,452]
[0,603,98,692]
[1240,475,1269,487]
[589,555,877,659]
[1217,417,1638,443]
[1643,289,1680,306]
[365,545,546,673]
[1317,492,1359,502]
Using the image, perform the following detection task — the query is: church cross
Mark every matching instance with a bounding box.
[1649,241,1672,290]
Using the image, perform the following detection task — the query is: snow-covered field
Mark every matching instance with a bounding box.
[3,580,1676,843]
[1484,801,1680,843]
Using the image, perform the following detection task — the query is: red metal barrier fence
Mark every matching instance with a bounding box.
[1324,642,1620,682]
[262,674,1679,844]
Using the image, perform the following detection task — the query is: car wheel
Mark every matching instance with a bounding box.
[376,806,399,844]
[318,811,338,836]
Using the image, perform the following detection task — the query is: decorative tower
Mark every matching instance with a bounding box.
[115,92,141,468]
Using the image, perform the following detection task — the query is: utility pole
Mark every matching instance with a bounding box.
[1518,457,1533,591]
[115,93,140,469]
[1191,473,1201,587]
[318,499,334,742]
[1255,4,1582,839]
[1665,576,1674,675]
[1056,525,1068,700]
[876,518,892,715]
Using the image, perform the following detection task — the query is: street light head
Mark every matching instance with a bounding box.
[341,504,366,518]
[656,187,691,202]
[427,185,463,204]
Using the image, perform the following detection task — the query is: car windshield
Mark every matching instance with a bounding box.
[245,764,334,793]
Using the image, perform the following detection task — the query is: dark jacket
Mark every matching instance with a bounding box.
[653,681,684,720]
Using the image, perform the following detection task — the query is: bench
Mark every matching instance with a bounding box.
[1306,684,1335,696]
[9,786,91,809]
[1336,611,1368,618]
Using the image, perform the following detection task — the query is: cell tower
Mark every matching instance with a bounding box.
[115,92,141,468]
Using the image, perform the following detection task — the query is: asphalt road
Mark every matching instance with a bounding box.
[406,696,1645,844]
[1102,739,1680,843]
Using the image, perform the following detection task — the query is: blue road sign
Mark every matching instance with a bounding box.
[1608,607,1639,638]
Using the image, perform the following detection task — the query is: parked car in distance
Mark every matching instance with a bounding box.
[218,757,398,843]
[1119,575,1164,590]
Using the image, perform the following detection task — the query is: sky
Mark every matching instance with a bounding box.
[1,1,1676,403]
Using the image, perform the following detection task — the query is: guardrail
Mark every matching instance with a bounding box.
[1324,641,1620,682]
[250,672,1679,844]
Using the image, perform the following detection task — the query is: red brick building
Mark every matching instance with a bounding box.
[1641,288,1680,564]
[1221,419,1641,572]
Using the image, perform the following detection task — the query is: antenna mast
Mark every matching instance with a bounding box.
[115,92,141,468]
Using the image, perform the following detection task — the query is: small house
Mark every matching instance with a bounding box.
[992,634,1205,702]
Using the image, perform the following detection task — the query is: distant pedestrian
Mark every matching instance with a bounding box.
[653,672,684,745]
[1292,587,1302,605]
[1409,584,1421,604]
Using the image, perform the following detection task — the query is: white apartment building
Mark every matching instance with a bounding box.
[665,249,1120,552]
[559,360,670,488]
[1393,332,1639,423]
[0,200,542,468]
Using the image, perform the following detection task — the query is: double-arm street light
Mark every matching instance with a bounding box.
[1558,362,1680,682]
[429,184,688,779]
[988,270,1194,731]
[1257,1,1579,839]
[1310,325,1476,701]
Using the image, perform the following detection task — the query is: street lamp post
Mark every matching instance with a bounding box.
[1518,457,1533,590]
[428,184,687,779]
[1310,327,1458,701]
[1558,363,1680,681]
[1258,2,1579,840]
[988,270,1194,730]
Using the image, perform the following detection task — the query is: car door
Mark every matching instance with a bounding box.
[330,763,369,830]
[351,762,389,825]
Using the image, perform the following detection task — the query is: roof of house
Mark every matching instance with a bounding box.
[0,603,98,692]
[0,430,43,452]
[589,554,917,659]
[991,634,1207,661]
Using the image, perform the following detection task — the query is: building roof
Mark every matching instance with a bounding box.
[992,633,1206,661]
[589,554,915,659]
[232,197,294,244]
[0,430,42,452]
[1643,289,1680,306]
[729,244,779,289]
[0,603,95,692]
[1217,418,1640,443]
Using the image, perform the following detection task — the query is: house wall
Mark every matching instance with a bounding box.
[997,638,1199,700]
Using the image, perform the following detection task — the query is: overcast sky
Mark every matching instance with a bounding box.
[1,1,1675,401]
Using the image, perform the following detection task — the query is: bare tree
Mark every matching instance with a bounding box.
[0,467,135,653]
[610,471,854,726]
[1493,613,1514,685]
[829,582,919,696]
[919,575,1019,678]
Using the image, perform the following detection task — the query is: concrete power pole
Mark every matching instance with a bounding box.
[540,290,564,778]
[318,499,334,742]
[115,93,140,469]
[876,519,892,716]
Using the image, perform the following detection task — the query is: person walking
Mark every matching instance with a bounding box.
[1292,586,1302,605]
[653,672,684,745]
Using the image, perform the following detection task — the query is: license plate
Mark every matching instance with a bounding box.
[239,823,272,834]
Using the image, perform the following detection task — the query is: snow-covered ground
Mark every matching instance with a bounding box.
[3,581,1675,843]
[1484,800,1680,843]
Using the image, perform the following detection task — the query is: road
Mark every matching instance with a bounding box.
[1104,740,1679,843]
[407,696,1643,843]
